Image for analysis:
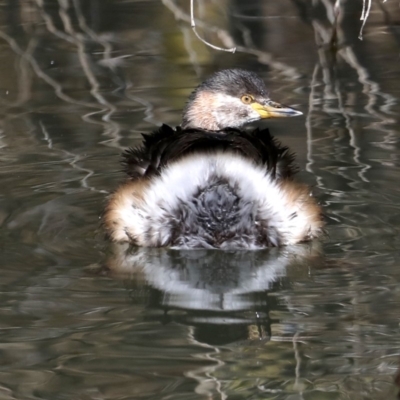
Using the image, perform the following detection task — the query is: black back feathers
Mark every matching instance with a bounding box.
[121,125,297,181]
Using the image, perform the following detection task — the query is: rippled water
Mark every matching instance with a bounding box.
[1,0,400,399]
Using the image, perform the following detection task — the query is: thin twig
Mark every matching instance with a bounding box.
[359,0,372,39]
[163,0,300,79]
[358,0,387,40]
[190,0,236,53]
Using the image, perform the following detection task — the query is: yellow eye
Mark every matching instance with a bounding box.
[241,95,254,104]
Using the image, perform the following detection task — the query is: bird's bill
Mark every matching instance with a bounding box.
[251,101,303,118]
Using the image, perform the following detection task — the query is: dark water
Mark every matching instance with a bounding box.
[1,0,400,399]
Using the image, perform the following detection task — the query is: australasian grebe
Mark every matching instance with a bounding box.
[104,69,324,249]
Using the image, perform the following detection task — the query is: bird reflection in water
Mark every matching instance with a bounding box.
[102,242,323,346]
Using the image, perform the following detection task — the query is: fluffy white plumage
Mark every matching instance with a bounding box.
[106,153,322,249]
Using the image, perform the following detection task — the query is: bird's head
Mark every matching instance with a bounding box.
[182,69,302,131]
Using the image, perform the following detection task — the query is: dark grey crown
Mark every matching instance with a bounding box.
[193,69,269,98]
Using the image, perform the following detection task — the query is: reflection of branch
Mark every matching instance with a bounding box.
[359,0,372,40]
[0,1,126,194]
[375,0,400,47]
[40,121,108,193]
[307,0,396,187]
[181,26,202,77]
[0,37,35,109]
[359,0,388,40]
[186,326,228,400]
[35,0,75,44]
[306,64,325,189]
[162,0,301,79]
[293,331,305,398]
[58,0,122,148]
[190,0,236,53]
[74,0,125,148]
[0,30,98,109]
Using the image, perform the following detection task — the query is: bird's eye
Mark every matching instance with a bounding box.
[241,95,254,104]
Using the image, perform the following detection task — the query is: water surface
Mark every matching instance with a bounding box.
[0,0,400,399]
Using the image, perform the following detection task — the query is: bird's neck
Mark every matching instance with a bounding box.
[182,91,223,131]
[182,91,246,131]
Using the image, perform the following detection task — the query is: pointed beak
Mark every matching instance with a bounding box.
[251,100,303,119]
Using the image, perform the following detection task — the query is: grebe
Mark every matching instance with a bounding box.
[104,69,324,249]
